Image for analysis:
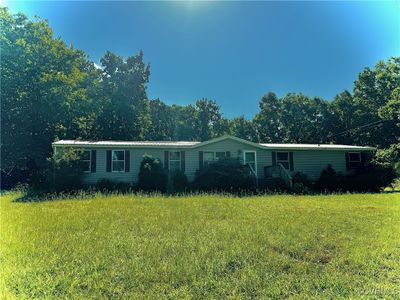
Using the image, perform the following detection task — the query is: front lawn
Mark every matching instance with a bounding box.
[1,192,399,298]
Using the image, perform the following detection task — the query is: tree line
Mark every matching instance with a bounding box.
[1,8,399,184]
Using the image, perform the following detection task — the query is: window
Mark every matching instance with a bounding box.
[203,152,215,166]
[276,152,290,170]
[216,152,226,160]
[112,150,125,172]
[169,151,181,171]
[244,151,257,175]
[81,150,91,172]
[348,152,361,169]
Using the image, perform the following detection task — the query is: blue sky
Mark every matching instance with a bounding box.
[5,1,400,118]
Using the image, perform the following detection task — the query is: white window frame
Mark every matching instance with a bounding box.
[276,151,290,170]
[203,151,227,166]
[82,150,91,173]
[348,152,361,163]
[215,151,227,160]
[112,150,125,172]
[203,151,215,166]
[169,151,181,171]
[243,150,257,177]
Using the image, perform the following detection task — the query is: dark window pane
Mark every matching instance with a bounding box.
[170,151,180,160]
[112,150,124,161]
[112,161,124,172]
[245,152,255,162]
[204,152,214,161]
[349,153,361,162]
[277,152,289,161]
[216,152,226,160]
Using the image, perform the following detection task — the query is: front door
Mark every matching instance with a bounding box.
[243,151,257,177]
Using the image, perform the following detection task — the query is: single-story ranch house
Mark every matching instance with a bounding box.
[52,135,375,186]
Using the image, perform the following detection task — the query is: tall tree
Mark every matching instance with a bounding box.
[95,51,151,140]
[351,57,400,147]
[194,99,222,141]
[253,92,282,142]
[0,8,95,171]
[230,116,256,141]
[147,99,175,140]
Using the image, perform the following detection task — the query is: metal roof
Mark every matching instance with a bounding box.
[259,143,375,151]
[53,137,375,151]
[52,140,200,147]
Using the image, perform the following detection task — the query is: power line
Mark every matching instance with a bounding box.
[323,119,386,143]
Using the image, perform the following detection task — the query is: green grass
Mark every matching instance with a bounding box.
[1,192,399,299]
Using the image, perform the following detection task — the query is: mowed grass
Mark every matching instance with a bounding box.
[1,192,399,299]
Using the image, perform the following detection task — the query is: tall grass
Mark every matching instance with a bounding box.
[1,192,399,298]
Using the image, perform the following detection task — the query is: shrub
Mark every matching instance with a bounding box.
[138,154,167,192]
[291,182,310,194]
[0,168,31,190]
[343,165,396,192]
[315,164,396,193]
[259,177,288,192]
[292,172,311,187]
[194,158,256,192]
[32,148,86,193]
[95,178,133,193]
[315,165,343,192]
[170,169,189,193]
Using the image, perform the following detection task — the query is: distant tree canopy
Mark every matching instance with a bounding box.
[1,8,399,185]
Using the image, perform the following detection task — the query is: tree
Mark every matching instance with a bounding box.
[253,92,282,142]
[147,99,175,140]
[351,57,400,147]
[0,8,95,174]
[230,116,256,141]
[95,51,151,140]
[194,98,222,141]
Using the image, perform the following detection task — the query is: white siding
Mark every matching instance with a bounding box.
[290,150,347,181]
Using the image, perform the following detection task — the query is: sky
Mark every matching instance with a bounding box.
[5,1,400,118]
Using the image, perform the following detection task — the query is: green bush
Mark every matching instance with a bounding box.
[95,178,133,193]
[315,165,343,192]
[292,172,311,187]
[259,177,288,192]
[343,165,396,192]
[291,182,310,194]
[32,149,86,193]
[138,155,167,192]
[194,158,256,192]
[170,169,189,193]
[315,164,396,193]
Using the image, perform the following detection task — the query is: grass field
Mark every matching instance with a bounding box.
[1,192,399,299]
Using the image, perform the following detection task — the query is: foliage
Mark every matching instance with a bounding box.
[372,143,400,172]
[292,172,311,187]
[35,148,86,192]
[343,166,396,192]
[315,165,343,192]
[291,183,311,194]
[0,8,97,173]
[194,158,256,192]
[1,192,399,298]
[137,155,167,192]
[95,178,133,193]
[259,177,288,192]
[315,164,396,193]
[170,169,189,193]
[95,50,151,140]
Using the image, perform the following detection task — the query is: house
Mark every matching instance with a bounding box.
[52,135,375,186]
